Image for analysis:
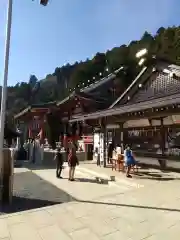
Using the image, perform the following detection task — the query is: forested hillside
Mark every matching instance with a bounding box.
[5,26,180,116]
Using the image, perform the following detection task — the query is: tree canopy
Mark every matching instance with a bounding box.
[5,26,180,115]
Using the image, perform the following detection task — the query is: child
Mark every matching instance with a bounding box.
[54,148,63,178]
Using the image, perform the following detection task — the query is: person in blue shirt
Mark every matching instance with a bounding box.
[124,145,136,178]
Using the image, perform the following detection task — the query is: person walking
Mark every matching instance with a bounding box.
[68,147,79,181]
[124,145,136,178]
[54,148,64,178]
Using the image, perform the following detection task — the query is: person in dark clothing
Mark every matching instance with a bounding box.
[108,143,113,164]
[68,147,79,181]
[16,146,27,161]
[54,148,64,178]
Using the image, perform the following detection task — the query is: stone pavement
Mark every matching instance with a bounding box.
[1,163,180,239]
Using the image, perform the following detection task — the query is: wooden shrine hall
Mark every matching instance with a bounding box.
[14,67,124,146]
[69,61,180,169]
[14,102,57,142]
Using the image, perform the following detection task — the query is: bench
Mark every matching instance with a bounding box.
[111,157,139,173]
[111,158,125,172]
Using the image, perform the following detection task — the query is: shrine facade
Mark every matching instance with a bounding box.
[14,102,57,143]
[14,67,123,148]
[55,67,124,152]
[69,61,180,167]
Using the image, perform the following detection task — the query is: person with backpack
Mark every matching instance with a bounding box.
[54,148,64,178]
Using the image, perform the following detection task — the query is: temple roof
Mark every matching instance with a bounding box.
[69,93,180,122]
[69,61,180,122]
[110,61,180,108]
[57,67,123,109]
[14,67,124,120]
[14,101,57,120]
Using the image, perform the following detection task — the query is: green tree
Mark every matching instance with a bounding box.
[4,25,180,116]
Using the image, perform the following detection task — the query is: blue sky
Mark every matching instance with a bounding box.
[0,0,179,85]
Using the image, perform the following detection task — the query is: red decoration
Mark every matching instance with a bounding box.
[63,135,80,143]
[83,135,93,143]
[28,127,33,138]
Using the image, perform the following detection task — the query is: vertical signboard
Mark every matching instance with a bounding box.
[99,133,104,165]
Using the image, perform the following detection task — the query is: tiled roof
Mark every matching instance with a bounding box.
[57,67,123,107]
[69,93,180,122]
[109,62,180,108]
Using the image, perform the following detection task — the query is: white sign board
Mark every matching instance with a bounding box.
[99,133,104,164]
[124,119,150,128]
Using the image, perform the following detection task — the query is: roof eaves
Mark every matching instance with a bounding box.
[69,93,180,122]
[31,101,57,108]
[14,106,31,120]
[109,66,148,109]
[56,92,75,106]
[82,67,123,93]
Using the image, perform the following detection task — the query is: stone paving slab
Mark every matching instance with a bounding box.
[1,163,180,239]
[0,170,74,215]
[31,168,135,201]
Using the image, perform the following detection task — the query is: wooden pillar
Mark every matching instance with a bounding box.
[28,117,33,139]
[99,118,107,168]
[65,112,71,162]
[160,117,165,156]
[103,123,108,168]
[24,122,28,142]
[39,116,45,145]
[119,122,124,152]
[159,117,167,169]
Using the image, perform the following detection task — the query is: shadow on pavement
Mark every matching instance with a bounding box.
[0,171,75,215]
[138,162,180,173]
[134,175,178,181]
[0,196,60,214]
[59,177,109,184]
[77,199,180,213]
[24,163,56,170]
[75,177,109,184]
[133,171,180,181]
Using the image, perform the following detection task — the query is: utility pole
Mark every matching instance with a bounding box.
[0,0,49,204]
